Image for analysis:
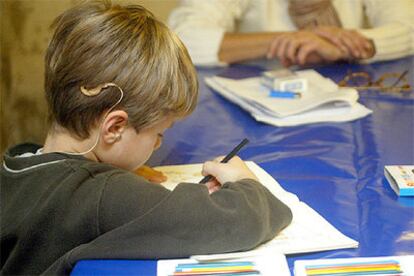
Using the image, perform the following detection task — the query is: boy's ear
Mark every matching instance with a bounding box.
[101,110,129,144]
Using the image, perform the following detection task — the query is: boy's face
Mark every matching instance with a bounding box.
[105,116,176,171]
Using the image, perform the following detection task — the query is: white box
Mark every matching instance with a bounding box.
[262,69,308,92]
[384,165,414,196]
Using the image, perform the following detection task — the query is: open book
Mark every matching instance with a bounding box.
[155,161,358,260]
[205,70,372,126]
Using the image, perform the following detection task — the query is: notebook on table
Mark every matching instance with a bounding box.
[156,161,358,260]
[205,70,372,127]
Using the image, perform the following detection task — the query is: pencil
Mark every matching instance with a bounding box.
[199,138,249,184]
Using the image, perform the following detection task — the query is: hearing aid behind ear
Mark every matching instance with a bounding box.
[80,83,118,96]
[59,83,125,156]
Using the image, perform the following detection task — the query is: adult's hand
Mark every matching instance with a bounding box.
[312,26,375,60]
[267,30,346,66]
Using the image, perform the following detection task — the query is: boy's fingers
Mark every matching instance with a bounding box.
[206,180,221,194]
[214,156,226,162]
[201,161,212,176]
[202,160,221,177]
[202,156,232,177]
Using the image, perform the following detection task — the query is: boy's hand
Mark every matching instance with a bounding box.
[134,165,167,184]
[205,179,222,194]
[201,156,259,193]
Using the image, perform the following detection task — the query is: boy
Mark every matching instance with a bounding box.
[0,1,292,275]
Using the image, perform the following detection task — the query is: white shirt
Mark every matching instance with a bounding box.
[168,0,414,66]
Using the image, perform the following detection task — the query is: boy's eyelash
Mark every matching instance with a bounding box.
[157,133,164,138]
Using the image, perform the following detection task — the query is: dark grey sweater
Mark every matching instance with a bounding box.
[1,143,292,275]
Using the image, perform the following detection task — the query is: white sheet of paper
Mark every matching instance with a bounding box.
[155,161,358,260]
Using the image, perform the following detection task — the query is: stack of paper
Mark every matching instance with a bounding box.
[205,70,372,126]
[155,161,358,260]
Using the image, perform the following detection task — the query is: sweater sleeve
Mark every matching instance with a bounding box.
[70,176,292,262]
[168,0,249,66]
[97,172,171,234]
[358,0,414,63]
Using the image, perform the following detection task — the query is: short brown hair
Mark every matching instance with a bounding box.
[45,0,198,138]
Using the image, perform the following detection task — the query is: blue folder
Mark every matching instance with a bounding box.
[71,260,157,275]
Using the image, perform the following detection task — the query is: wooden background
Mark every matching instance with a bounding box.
[0,0,179,154]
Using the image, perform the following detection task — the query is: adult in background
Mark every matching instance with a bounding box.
[168,0,414,67]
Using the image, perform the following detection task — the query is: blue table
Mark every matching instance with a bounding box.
[72,56,414,275]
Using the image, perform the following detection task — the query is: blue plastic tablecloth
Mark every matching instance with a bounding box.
[73,56,414,275]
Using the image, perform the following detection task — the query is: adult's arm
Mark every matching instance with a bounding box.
[218,32,279,64]
[168,0,346,66]
[168,0,250,66]
[357,0,414,62]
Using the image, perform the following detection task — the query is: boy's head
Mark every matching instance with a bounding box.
[44,0,198,140]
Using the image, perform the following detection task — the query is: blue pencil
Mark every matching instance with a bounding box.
[269,90,301,99]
